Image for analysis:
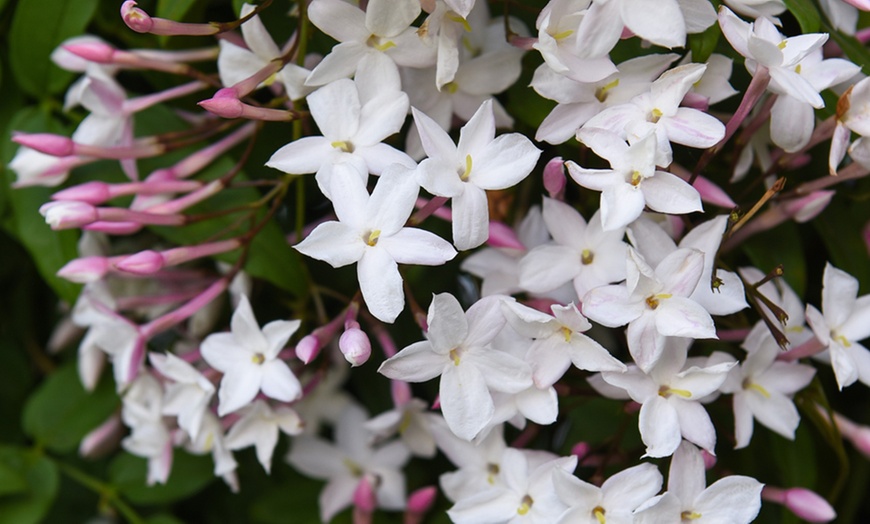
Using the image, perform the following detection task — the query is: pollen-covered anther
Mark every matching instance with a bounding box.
[743,380,771,398]
[486,463,500,485]
[459,154,473,181]
[330,140,354,153]
[449,348,461,366]
[649,108,663,123]
[561,326,572,342]
[659,385,692,398]
[595,78,619,103]
[251,353,265,364]
[365,229,381,246]
[581,248,594,264]
[516,495,534,516]
[833,333,852,348]
[593,505,606,524]
[630,170,643,186]
[682,510,702,520]
[366,35,396,51]
[645,293,672,309]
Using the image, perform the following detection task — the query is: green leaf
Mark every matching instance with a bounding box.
[157,0,199,21]
[783,0,821,34]
[0,460,28,497]
[688,22,721,64]
[825,26,870,75]
[0,446,59,524]
[743,221,806,297]
[2,107,81,304]
[250,475,325,524]
[8,0,99,98]
[146,514,187,524]
[21,364,119,454]
[110,451,215,505]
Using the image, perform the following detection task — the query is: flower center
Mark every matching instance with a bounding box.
[459,154,473,181]
[330,140,354,153]
[659,385,692,399]
[366,35,396,52]
[251,353,265,364]
[833,332,852,347]
[645,293,672,310]
[487,463,499,485]
[593,506,606,524]
[449,348,461,366]
[630,170,643,187]
[365,229,381,247]
[581,248,594,264]
[517,494,534,516]
[649,107,663,123]
[682,510,702,520]
[561,326,572,342]
[595,78,619,103]
[743,379,771,398]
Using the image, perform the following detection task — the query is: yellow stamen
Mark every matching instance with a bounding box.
[747,382,771,399]
[399,410,412,434]
[595,78,620,103]
[794,64,802,74]
[251,353,265,364]
[682,511,702,520]
[447,13,472,32]
[366,229,381,247]
[552,29,574,41]
[834,334,852,348]
[645,293,672,310]
[374,40,396,51]
[649,108,663,123]
[581,249,594,265]
[516,495,533,516]
[593,506,606,524]
[561,326,572,342]
[445,82,459,94]
[630,170,643,186]
[487,463,499,485]
[331,140,352,152]
[460,154,473,181]
[449,348,461,366]
[343,458,363,476]
[659,385,692,398]
[778,40,787,49]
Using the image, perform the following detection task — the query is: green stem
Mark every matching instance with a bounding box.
[54,460,146,524]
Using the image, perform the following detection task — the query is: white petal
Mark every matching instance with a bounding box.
[440,364,494,441]
[358,248,405,323]
[294,222,365,267]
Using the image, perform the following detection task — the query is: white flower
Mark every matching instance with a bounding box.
[294,164,456,323]
[554,462,664,524]
[414,99,541,250]
[148,352,214,440]
[225,400,303,473]
[201,295,302,415]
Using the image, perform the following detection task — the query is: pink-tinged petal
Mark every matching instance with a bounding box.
[294,222,365,268]
[601,183,646,231]
[663,108,725,148]
[583,285,645,327]
[457,49,524,95]
[829,122,851,174]
[822,263,859,328]
[770,95,814,152]
[621,0,686,48]
[378,341,446,382]
[239,4,280,59]
[440,363,494,441]
[365,0,419,38]
[427,293,469,352]
[266,136,334,174]
[217,41,265,88]
[231,295,269,352]
[746,388,799,439]
[308,0,369,42]
[452,184,490,250]
[657,248,705,296]
[830,343,859,390]
[469,349,533,394]
[734,394,755,449]
[355,92,410,146]
[681,0,717,33]
[850,342,870,387]
[642,171,703,216]
[517,386,559,424]
[717,7,751,58]
[457,99,496,159]
[320,476,358,523]
[601,367,659,402]
[627,313,666,372]
[747,33,783,68]
[601,462,664,509]
[304,41,368,87]
[308,79,360,140]
[200,332,244,372]
[640,396,682,457]
[379,228,456,265]
[669,441,707,503]
[260,360,302,402]
[464,295,508,348]
[519,245,583,293]
[502,301,560,338]
[417,157,464,197]
[655,297,716,339]
[262,319,300,359]
[627,217,677,268]
[543,196,588,247]
[769,67,823,108]
[674,399,716,452]
[412,107,457,162]
[695,476,763,523]
[217,364,261,416]
[358,248,404,323]
[470,134,541,190]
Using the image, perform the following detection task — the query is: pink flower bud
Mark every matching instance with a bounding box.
[407,485,437,514]
[115,250,166,275]
[571,442,591,461]
[13,132,74,156]
[52,181,112,204]
[39,201,99,229]
[543,157,566,199]
[340,327,372,367]
[681,91,710,111]
[353,475,378,513]
[62,41,116,63]
[783,488,837,522]
[784,190,834,223]
[198,97,244,119]
[701,448,717,470]
[486,221,524,249]
[121,1,154,33]
[57,256,111,283]
[295,334,321,364]
[79,413,124,458]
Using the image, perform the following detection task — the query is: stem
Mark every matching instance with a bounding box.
[55,460,146,524]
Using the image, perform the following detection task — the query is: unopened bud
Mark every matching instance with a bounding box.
[198,97,244,119]
[543,157,566,199]
[62,41,116,63]
[295,334,321,364]
[39,201,99,229]
[340,327,371,367]
[52,181,112,204]
[700,448,717,470]
[57,256,111,283]
[13,132,74,157]
[79,413,124,458]
[353,474,378,513]
[571,442,591,461]
[115,250,166,275]
[784,191,834,223]
[407,485,437,516]
[764,487,836,523]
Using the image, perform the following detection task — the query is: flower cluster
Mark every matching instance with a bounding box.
[9,0,870,522]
